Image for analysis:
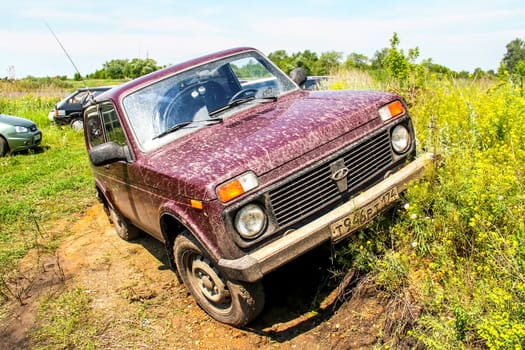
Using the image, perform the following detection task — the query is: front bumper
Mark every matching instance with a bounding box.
[8,131,42,152]
[218,152,435,283]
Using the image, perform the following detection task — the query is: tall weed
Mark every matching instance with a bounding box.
[410,79,523,347]
[329,69,525,348]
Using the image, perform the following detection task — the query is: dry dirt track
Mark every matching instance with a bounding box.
[1,203,390,349]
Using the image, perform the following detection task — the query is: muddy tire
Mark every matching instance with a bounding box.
[173,233,264,327]
[0,137,8,157]
[108,205,141,241]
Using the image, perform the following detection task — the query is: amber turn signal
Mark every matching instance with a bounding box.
[217,172,259,203]
[379,100,406,121]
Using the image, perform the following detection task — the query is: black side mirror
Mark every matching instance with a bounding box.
[289,67,307,87]
[89,142,130,166]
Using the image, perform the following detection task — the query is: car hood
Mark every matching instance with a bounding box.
[143,90,398,200]
[0,114,36,127]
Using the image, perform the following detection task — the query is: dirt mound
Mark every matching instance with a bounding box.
[1,204,389,349]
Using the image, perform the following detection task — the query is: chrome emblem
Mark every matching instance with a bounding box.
[330,159,349,192]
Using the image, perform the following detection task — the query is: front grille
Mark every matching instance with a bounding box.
[268,130,393,228]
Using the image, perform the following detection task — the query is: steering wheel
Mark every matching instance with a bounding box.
[160,85,203,130]
[228,88,258,104]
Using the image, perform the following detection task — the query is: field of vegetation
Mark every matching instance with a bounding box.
[334,75,525,348]
[1,37,524,348]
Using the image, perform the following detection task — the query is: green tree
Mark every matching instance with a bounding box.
[370,48,389,70]
[125,58,160,78]
[96,58,161,79]
[472,67,487,79]
[103,59,128,79]
[89,68,106,79]
[420,58,450,75]
[315,51,343,75]
[292,50,318,75]
[268,50,295,73]
[383,32,419,83]
[344,53,370,70]
[515,59,525,94]
[502,38,525,74]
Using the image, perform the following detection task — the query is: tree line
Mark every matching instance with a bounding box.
[270,34,525,81]
[86,34,525,82]
[14,33,525,85]
[82,57,161,80]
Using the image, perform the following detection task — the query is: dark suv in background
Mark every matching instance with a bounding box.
[49,86,113,130]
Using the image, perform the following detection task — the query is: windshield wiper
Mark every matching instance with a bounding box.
[209,96,278,116]
[153,118,223,139]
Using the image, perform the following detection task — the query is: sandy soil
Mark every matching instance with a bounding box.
[0,203,391,349]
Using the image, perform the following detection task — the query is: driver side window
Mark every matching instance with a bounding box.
[100,103,127,146]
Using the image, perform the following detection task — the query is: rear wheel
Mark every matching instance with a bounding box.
[173,233,264,326]
[107,205,141,241]
[0,137,8,157]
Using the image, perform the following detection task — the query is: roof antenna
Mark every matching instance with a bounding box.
[43,19,93,102]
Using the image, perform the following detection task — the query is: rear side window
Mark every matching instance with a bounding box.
[85,106,103,147]
[100,103,127,146]
[85,102,127,148]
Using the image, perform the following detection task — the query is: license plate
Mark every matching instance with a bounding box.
[330,187,399,241]
[34,134,41,142]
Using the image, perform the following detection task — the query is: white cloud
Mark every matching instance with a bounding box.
[0,0,524,77]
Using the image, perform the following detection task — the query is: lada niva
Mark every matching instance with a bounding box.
[83,47,433,326]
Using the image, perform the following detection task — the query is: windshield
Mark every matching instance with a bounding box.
[122,50,297,151]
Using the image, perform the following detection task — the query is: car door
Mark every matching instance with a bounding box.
[85,102,142,228]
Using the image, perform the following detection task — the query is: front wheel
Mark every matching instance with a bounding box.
[173,233,264,326]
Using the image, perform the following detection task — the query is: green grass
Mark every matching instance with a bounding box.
[32,287,102,349]
[0,91,96,303]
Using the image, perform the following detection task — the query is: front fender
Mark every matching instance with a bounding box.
[158,199,241,266]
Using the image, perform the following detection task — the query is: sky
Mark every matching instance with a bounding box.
[1,0,524,79]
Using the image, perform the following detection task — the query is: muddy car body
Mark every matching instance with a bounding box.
[83,47,432,326]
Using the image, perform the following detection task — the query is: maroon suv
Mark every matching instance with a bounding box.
[83,47,432,326]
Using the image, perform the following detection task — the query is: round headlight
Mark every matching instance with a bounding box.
[234,204,267,239]
[391,124,411,153]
